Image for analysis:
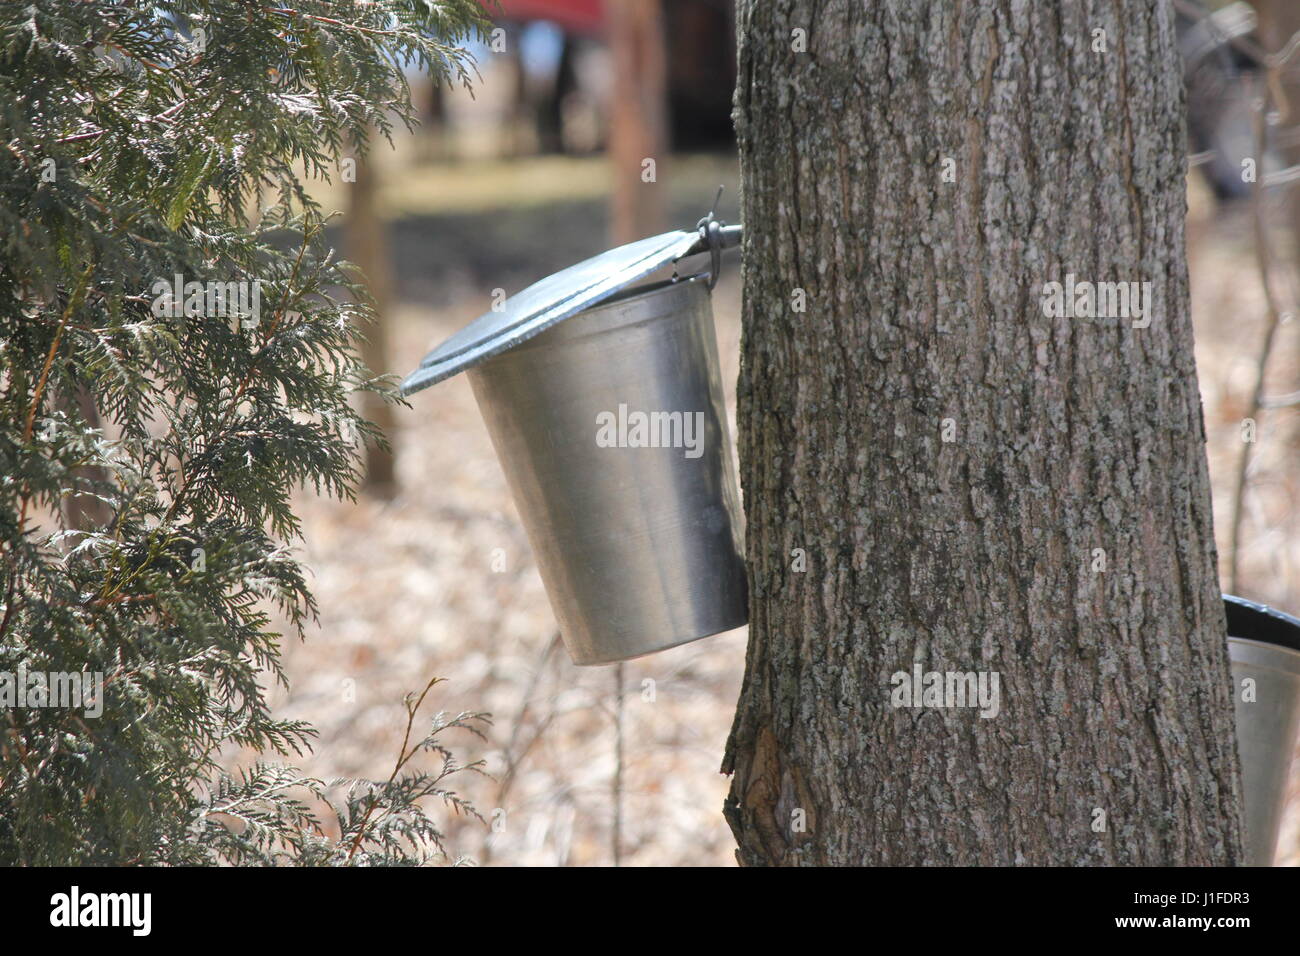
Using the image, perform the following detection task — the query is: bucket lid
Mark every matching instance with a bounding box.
[1224,594,1300,654]
[400,217,741,396]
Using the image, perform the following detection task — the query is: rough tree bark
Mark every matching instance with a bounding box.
[723,1,1245,865]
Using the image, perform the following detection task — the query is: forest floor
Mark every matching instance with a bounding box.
[243,151,1299,866]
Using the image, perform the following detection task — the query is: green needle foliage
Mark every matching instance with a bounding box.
[0,1,490,865]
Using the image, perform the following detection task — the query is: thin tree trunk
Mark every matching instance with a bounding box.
[1253,0,1300,250]
[723,0,1245,866]
[57,385,112,532]
[608,0,669,243]
[346,148,398,496]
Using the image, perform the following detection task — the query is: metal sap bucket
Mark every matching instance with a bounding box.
[401,217,747,665]
[468,276,745,663]
[1224,594,1300,865]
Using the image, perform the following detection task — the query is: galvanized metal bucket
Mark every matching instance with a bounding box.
[1224,595,1300,866]
[469,276,745,663]
[401,217,747,665]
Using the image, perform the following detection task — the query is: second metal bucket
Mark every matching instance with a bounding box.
[467,275,747,664]
[1224,595,1300,865]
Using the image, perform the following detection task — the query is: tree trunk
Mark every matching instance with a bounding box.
[1253,0,1300,251]
[57,385,112,532]
[723,0,1245,866]
[608,0,669,243]
[346,148,398,496]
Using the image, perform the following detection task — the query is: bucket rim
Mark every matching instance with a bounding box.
[477,272,711,360]
[580,270,709,311]
[1226,637,1300,678]
[1223,594,1300,654]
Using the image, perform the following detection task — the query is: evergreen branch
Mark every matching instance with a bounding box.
[0,0,490,866]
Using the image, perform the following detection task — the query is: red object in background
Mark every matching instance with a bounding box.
[486,0,605,35]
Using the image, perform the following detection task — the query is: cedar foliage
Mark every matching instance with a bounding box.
[0,0,489,865]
